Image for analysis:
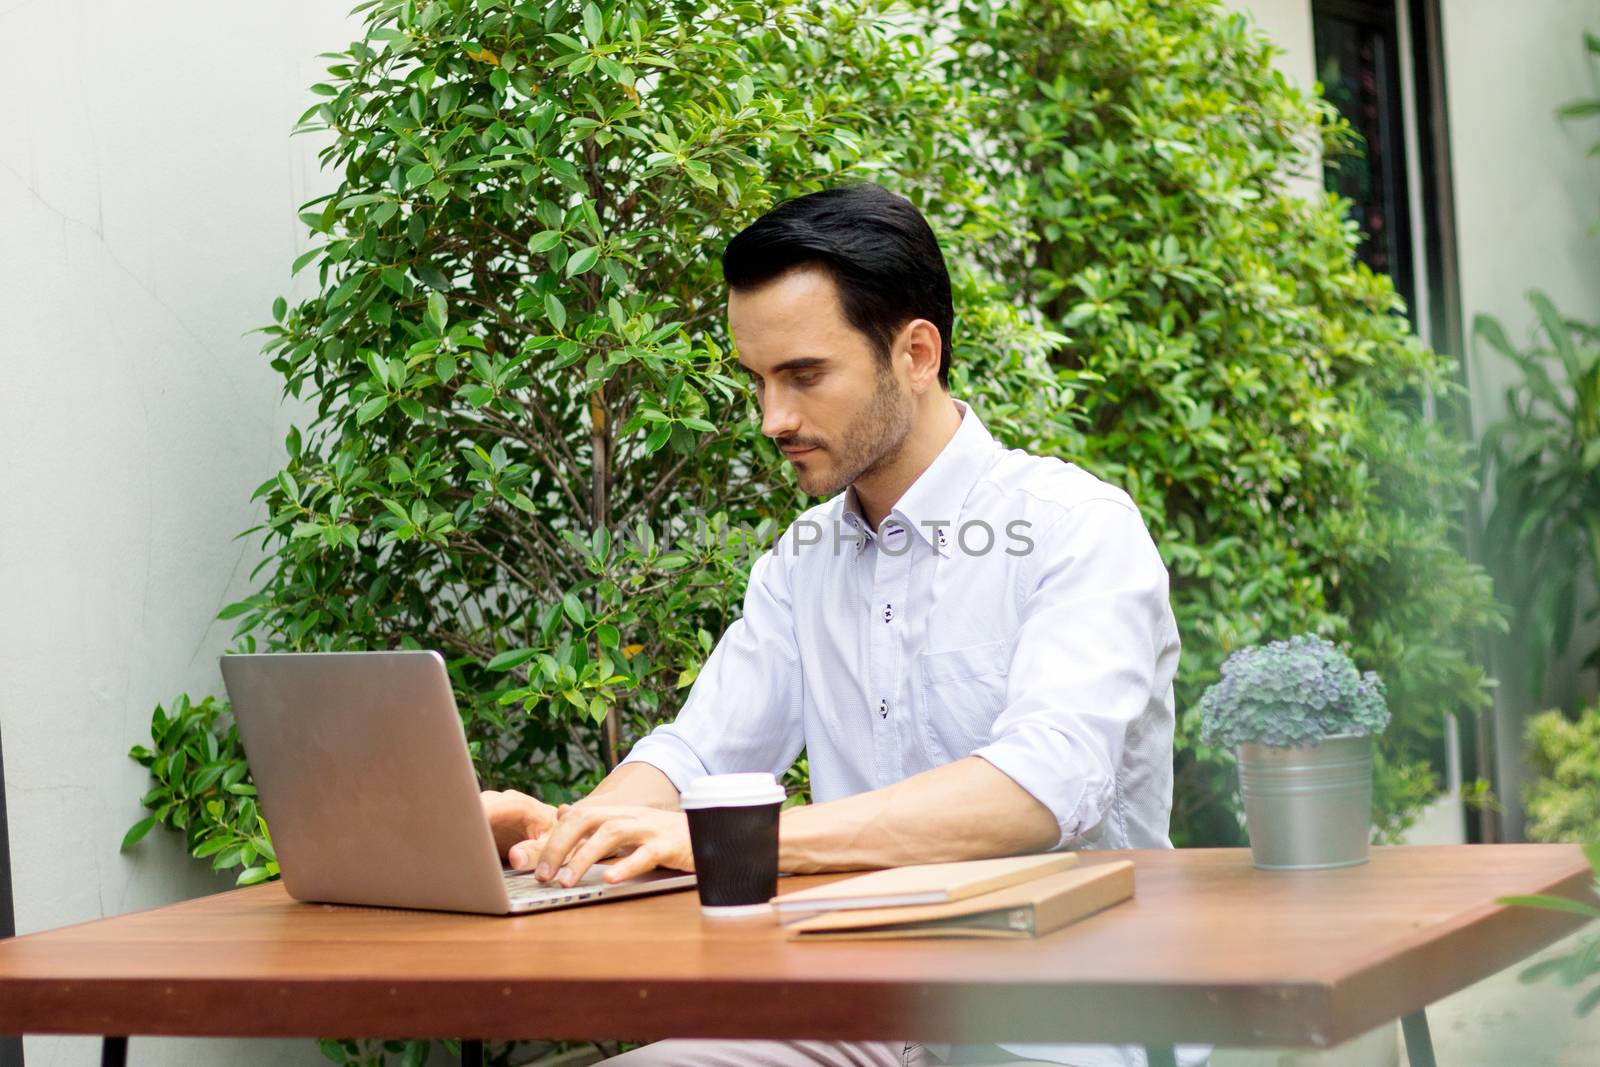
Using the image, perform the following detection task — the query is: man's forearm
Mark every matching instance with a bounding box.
[777,756,1060,873]
[578,761,682,811]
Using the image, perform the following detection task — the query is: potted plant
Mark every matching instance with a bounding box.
[1199,634,1391,870]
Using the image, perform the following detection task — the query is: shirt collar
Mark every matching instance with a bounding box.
[840,400,998,557]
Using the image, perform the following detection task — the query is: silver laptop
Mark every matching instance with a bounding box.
[219,650,696,915]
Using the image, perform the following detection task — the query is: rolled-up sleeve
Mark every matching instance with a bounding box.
[618,535,806,794]
[971,498,1177,846]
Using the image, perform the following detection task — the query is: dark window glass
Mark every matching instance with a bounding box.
[1314,1,1417,319]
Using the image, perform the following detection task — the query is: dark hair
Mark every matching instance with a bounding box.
[722,183,954,387]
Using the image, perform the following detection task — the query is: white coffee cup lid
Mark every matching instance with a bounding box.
[680,772,786,809]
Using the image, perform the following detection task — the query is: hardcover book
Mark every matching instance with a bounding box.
[770,853,1080,914]
[783,860,1134,940]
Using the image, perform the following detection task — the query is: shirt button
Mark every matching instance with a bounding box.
[883,602,893,624]
[878,698,888,719]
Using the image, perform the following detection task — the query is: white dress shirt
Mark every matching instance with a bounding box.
[622,401,1206,1067]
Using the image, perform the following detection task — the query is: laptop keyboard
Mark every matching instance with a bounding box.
[503,872,604,903]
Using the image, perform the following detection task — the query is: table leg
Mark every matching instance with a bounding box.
[1402,1009,1437,1067]
[461,1038,484,1067]
[1144,1046,1178,1067]
[100,1037,127,1067]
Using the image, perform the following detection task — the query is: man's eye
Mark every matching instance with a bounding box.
[792,373,818,387]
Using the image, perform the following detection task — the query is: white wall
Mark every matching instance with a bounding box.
[0,2,351,1063]
[1441,0,1600,838]
[1446,0,1600,429]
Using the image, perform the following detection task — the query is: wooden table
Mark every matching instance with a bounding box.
[0,846,1593,1067]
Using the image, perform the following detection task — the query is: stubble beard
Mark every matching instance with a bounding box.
[794,365,914,498]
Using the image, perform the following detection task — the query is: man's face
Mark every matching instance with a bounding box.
[728,266,915,498]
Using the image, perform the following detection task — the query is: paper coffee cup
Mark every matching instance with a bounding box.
[680,773,785,917]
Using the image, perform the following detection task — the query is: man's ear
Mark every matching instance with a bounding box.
[896,318,944,395]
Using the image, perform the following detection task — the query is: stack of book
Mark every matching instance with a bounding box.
[771,853,1134,941]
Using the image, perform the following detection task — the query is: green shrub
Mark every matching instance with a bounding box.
[123,0,1046,889]
[218,0,1021,804]
[128,0,1495,901]
[1525,707,1600,843]
[123,695,277,885]
[940,0,1497,842]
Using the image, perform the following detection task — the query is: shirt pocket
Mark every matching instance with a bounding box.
[916,639,1011,762]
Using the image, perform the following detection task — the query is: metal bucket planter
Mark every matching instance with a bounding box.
[1237,734,1373,870]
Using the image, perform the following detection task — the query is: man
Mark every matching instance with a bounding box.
[481,184,1198,1067]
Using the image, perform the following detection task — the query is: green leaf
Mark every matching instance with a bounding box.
[121,815,157,851]
[290,246,322,274]
[562,591,586,625]
[596,623,620,648]
[528,230,563,253]
[545,292,567,331]
[487,647,539,671]
[356,396,390,424]
[191,836,232,859]
[566,245,599,277]
[1557,100,1600,118]
[406,162,435,187]
[325,276,361,310]
[1499,894,1600,918]
[582,2,603,44]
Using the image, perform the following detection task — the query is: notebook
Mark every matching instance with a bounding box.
[770,853,1079,914]
[783,860,1134,940]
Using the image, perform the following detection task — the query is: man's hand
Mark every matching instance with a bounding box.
[530,804,693,886]
[480,789,560,866]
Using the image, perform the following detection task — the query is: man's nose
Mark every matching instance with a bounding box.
[760,387,800,440]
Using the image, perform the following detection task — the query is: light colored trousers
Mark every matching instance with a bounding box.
[598,1040,1060,1066]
